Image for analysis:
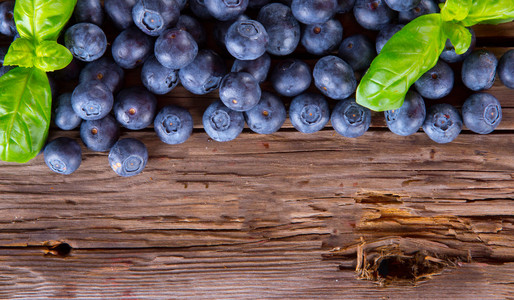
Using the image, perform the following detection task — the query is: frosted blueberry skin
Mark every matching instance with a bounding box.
[190,0,213,19]
[204,0,249,21]
[71,80,114,121]
[244,91,286,135]
[0,1,16,36]
[80,115,120,152]
[291,0,338,25]
[270,59,312,97]
[44,137,82,175]
[105,0,137,30]
[54,93,82,131]
[338,34,376,71]
[462,93,502,134]
[203,100,245,142]
[214,14,249,50]
[331,98,371,138]
[498,49,514,89]
[154,105,194,145]
[219,72,261,112]
[176,15,207,46]
[353,0,396,31]
[179,49,227,95]
[226,19,269,61]
[112,26,154,69]
[132,0,180,36]
[414,60,454,100]
[109,138,148,177]
[79,57,125,93]
[336,0,356,14]
[385,0,421,12]
[289,93,330,134]
[440,28,476,63]
[114,87,157,130]
[313,55,356,100]
[65,23,107,62]
[141,55,179,95]
[375,24,404,54]
[155,28,198,69]
[74,0,103,26]
[423,103,462,144]
[462,49,498,91]
[301,19,343,56]
[257,3,301,56]
[231,53,271,83]
[398,0,439,23]
[385,90,426,136]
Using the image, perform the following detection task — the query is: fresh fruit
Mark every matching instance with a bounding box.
[257,3,300,56]
[231,53,270,83]
[313,55,356,100]
[80,114,120,152]
[74,0,103,26]
[498,49,514,89]
[109,138,148,177]
[331,98,371,138]
[71,80,114,120]
[291,0,338,25]
[270,59,311,97]
[375,24,404,54]
[301,19,343,56]
[289,93,330,134]
[205,0,249,21]
[79,57,125,93]
[423,103,462,143]
[225,19,269,60]
[385,91,426,136]
[112,26,154,69]
[203,100,245,142]
[154,105,194,145]
[105,0,137,29]
[462,93,502,134]
[141,55,179,95]
[0,1,15,36]
[338,34,376,71]
[176,15,207,46]
[398,0,439,24]
[414,60,454,99]
[219,72,261,112]
[132,0,179,36]
[44,137,82,175]
[353,0,396,31]
[440,28,475,63]
[114,87,157,130]
[64,23,107,62]
[244,91,286,134]
[155,28,198,69]
[54,93,82,131]
[179,49,227,95]
[385,0,421,12]
[462,49,498,91]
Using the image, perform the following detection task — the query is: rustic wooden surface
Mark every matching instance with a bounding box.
[0,8,513,299]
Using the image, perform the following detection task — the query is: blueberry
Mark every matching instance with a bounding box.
[462,49,498,91]
[353,0,396,31]
[313,56,356,100]
[244,91,286,134]
[64,23,107,62]
[291,0,338,25]
[214,14,250,50]
[385,90,426,136]
[375,24,404,54]
[231,53,271,83]
[190,0,213,19]
[331,98,371,138]
[74,0,103,26]
[414,60,454,99]
[384,0,421,11]
[79,57,125,93]
[219,72,261,112]
[440,28,475,63]
[203,100,245,142]
[114,87,157,130]
[54,93,83,131]
[257,3,301,56]
[80,115,120,152]
[301,19,343,56]
[270,59,311,97]
[289,93,330,134]
[423,103,462,143]
[176,15,207,46]
[225,19,269,60]
[154,105,194,145]
[179,49,227,95]
[248,0,271,9]
[338,34,376,71]
[336,0,356,14]
[204,0,249,21]
[462,93,502,134]
[112,26,154,69]
[105,0,137,30]
[44,137,82,175]
[398,0,439,23]
[175,0,188,10]
[155,28,198,69]
[109,138,148,177]
[498,49,514,89]
[141,55,179,95]
[0,1,16,36]
[71,80,114,120]
[133,0,180,36]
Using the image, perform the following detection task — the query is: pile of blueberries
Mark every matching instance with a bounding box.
[0,0,513,177]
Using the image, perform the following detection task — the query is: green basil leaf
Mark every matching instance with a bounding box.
[14,0,78,42]
[35,41,73,72]
[459,0,514,26]
[442,22,472,55]
[0,67,51,163]
[356,14,446,112]
[3,38,36,68]
[440,0,471,22]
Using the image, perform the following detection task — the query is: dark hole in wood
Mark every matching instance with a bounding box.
[377,257,415,280]
[47,242,72,258]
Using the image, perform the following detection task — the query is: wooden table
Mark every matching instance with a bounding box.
[1,12,513,299]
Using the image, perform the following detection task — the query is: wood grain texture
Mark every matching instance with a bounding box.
[0,5,513,299]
